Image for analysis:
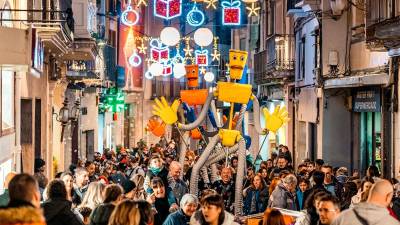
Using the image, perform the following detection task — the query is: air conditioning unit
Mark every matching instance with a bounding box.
[330,0,347,16]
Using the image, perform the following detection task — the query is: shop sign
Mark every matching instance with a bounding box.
[353,88,381,112]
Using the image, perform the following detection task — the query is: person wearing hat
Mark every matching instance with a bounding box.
[121,179,136,199]
[163,194,198,225]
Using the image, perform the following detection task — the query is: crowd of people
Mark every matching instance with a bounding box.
[0,140,400,225]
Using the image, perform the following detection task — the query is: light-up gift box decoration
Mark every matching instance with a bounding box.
[154,0,182,20]
[195,49,209,66]
[222,1,241,25]
[150,39,172,76]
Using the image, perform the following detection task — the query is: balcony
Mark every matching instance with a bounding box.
[254,34,295,85]
[365,0,400,50]
[66,60,100,80]
[0,8,74,55]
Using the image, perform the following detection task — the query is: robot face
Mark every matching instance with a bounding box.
[185,65,199,88]
[229,49,248,80]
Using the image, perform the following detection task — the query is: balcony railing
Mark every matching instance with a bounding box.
[254,34,295,84]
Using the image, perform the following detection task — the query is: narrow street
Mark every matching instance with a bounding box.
[0,0,400,225]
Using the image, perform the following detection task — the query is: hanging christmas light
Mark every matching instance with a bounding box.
[221,0,241,25]
[121,5,140,26]
[187,5,205,27]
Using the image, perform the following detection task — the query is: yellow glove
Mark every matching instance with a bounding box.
[152,97,180,125]
[263,105,290,133]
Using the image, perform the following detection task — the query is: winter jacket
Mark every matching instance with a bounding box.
[168,175,188,205]
[189,210,239,225]
[0,189,9,207]
[211,180,235,213]
[323,178,344,200]
[0,200,46,225]
[89,203,115,225]
[163,209,190,225]
[268,183,297,211]
[41,198,84,225]
[243,186,269,215]
[154,197,171,225]
[331,202,400,225]
[392,197,400,221]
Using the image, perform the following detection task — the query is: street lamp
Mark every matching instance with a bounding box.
[54,98,70,126]
[69,99,81,121]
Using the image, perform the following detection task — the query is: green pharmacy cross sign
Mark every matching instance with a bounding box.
[101,88,126,113]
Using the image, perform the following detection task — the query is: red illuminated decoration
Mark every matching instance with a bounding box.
[222,1,241,25]
[195,49,209,66]
[150,39,172,76]
[154,0,182,20]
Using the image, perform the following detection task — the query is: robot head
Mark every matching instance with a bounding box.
[185,65,199,88]
[229,49,248,80]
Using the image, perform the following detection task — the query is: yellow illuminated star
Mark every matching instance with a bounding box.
[137,0,148,7]
[246,3,260,17]
[184,45,193,57]
[204,0,218,9]
[200,67,206,75]
[137,42,147,54]
[211,49,220,61]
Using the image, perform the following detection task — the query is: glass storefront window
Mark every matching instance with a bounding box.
[2,70,14,130]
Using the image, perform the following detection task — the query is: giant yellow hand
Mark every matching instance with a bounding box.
[152,97,180,125]
[263,105,290,133]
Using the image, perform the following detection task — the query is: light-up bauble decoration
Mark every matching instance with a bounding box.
[222,1,241,25]
[195,49,209,66]
[173,63,186,79]
[121,6,139,26]
[193,28,213,47]
[128,52,142,67]
[154,0,182,20]
[160,27,181,46]
[150,62,164,76]
[204,71,215,82]
[187,5,205,27]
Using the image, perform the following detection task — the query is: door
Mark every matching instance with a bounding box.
[21,99,33,172]
[35,99,41,159]
[86,130,95,161]
[360,112,382,174]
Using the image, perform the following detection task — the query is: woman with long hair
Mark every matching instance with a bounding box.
[79,182,105,210]
[262,208,286,225]
[190,193,239,225]
[108,200,153,225]
[243,175,269,215]
[89,184,123,225]
[350,178,374,208]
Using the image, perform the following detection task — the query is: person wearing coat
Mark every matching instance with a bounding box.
[41,179,84,225]
[268,174,298,211]
[90,184,123,225]
[189,193,239,225]
[163,194,198,225]
[243,175,269,215]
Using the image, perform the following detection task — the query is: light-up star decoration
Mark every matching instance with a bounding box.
[211,49,220,61]
[138,42,147,54]
[246,2,260,17]
[184,45,194,57]
[204,0,218,9]
[137,0,148,7]
[200,66,206,75]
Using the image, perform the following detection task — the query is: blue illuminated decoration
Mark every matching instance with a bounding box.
[128,52,142,67]
[154,0,182,20]
[121,6,139,26]
[187,5,205,27]
[221,0,241,25]
[195,49,209,66]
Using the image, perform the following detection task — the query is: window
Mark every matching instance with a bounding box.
[0,1,13,27]
[1,69,14,131]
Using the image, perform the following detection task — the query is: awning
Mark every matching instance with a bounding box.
[0,26,30,67]
[324,73,389,89]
